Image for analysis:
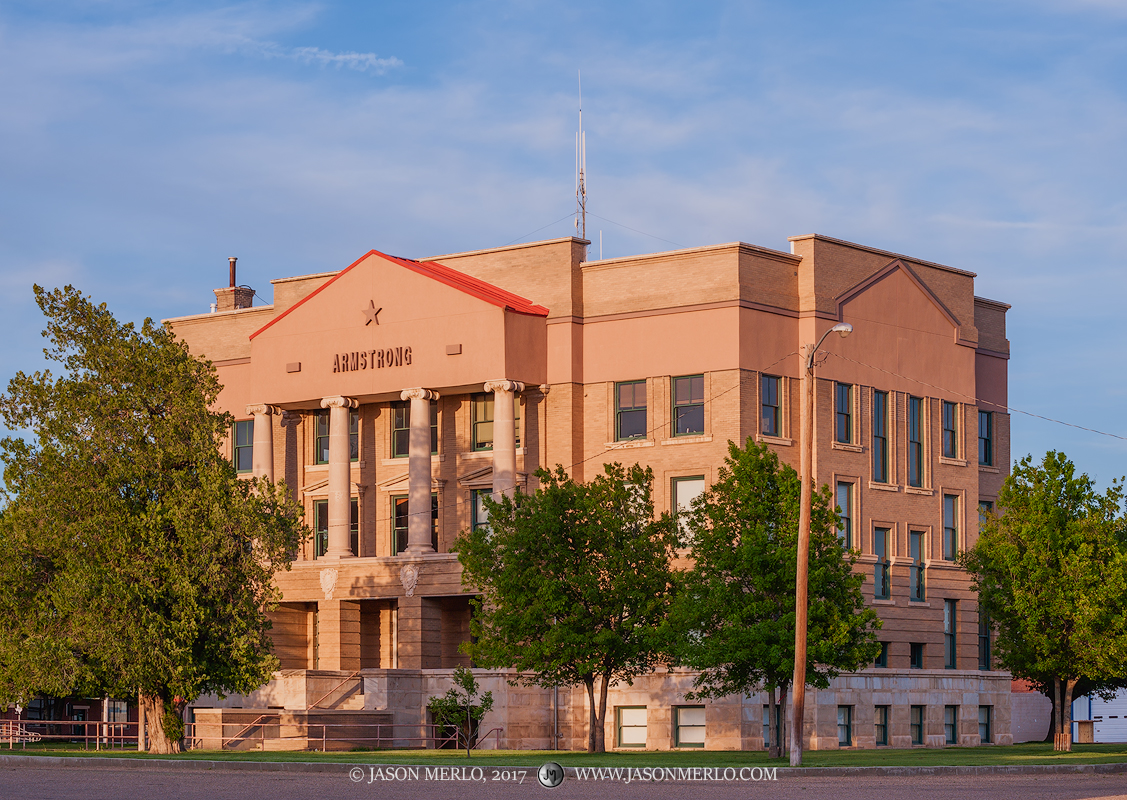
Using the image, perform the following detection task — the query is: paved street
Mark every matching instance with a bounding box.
[2,763,1126,800]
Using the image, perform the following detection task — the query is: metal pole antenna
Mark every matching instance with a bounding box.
[576,71,586,244]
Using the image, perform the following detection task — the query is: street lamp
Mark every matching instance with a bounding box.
[790,321,852,767]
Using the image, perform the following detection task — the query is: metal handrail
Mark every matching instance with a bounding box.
[308,671,362,710]
[471,727,503,750]
[221,713,279,749]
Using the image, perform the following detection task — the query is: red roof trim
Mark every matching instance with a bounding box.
[249,250,549,340]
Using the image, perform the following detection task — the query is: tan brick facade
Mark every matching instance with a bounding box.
[170,234,1012,750]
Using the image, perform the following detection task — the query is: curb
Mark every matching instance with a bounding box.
[2,755,1127,777]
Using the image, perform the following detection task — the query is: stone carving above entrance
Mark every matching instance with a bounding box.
[400,562,421,597]
[319,567,338,600]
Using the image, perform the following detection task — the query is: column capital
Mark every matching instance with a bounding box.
[400,388,441,402]
[483,379,525,394]
[280,410,302,428]
[320,396,359,410]
[538,384,552,396]
[245,403,278,417]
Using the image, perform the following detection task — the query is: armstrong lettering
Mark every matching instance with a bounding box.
[333,347,412,373]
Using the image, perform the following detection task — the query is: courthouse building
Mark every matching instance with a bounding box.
[168,233,1013,750]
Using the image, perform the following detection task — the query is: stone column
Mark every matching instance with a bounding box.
[280,411,302,501]
[484,380,524,499]
[320,395,358,559]
[245,404,275,481]
[400,388,440,555]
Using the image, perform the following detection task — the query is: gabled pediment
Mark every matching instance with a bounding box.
[376,472,447,494]
[457,465,527,490]
[301,477,366,497]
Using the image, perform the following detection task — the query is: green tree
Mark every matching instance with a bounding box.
[453,463,678,753]
[664,439,881,758]
[963,451,1127,751]
[426,665,495,758]
[0,286,307,753]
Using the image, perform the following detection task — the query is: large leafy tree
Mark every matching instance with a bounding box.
[0,286,306,753]
[454,463,678,753]
[664,439,881,758]
[962,451,1127,751]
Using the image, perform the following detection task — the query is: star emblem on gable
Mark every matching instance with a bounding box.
[363,300,382,326]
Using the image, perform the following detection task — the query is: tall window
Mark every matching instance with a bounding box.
[616,380,647,440]
[616,707,647,748]
[872,390,888,483]
[313,498,358,558]
[672,476,706,543]
[908,396,923,487]
[978,706,992,743]
[391,400,438,457]
[942,401,958,458]
[674,707,705,748]
[472,394,519,451]
[978,613,992,670]
[837,706,853,747]
[910,705,924,745]
[909,530,926,601]
[233,420,253,473]
[978,411,993,466]
[943,495,958,561]
[874,527,890,599]
[874,641,889,668]
[392,494,438,555]
[761,375,781,436]
[874,706,889,746]
[314,409,359,463]
[471,489,491,531]
[945,706,958,744]
[910,642,925,669]
[672,375,705,436]
[979,500,994,528]
[944,599,957,669]
[762,704,783,750]
[836,482,853,548]
[835,383,852,443]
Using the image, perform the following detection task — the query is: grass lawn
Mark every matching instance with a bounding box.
[4,741,1127,768]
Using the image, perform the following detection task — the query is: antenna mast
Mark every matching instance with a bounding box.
[575,71,587,244]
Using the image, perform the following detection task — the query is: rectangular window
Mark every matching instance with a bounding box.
[945,599,957,669]
[978,613,992,670]
[836,482,853,548]
[978,706,992,743]
[672,375,705,436]
[978,411,993,466]
[392,494,438,555]
[909,530,926,601]
[672,476,706,543]
[872,390,888,483]
[313,498,358,558]
[391,400,438,457]
[674,706,705,748]
[471,489,491,531]
[979,500,994,528]
[762,704,783,750]
[837,706,853,747]
[908,396,923,487]
[616,706,647,748]
[942,401,958,458]
[910,642,924,670]
[910,705,925,745]
[945,706,958,744]
[875,641,889,668]
[874,527,890,599]
[616,380,647,440]
[233,420,254,473]
[835,383,852,443]
[761,375,781,437]
[943,495,958,561]
[874,705,889,746]
[472,394,520,451]
[315,410,357,463]
[315,411,330,465]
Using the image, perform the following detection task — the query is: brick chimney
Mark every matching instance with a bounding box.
[213,257,254,311]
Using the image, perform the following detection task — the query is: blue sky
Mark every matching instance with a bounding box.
[2,0,1126,485]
